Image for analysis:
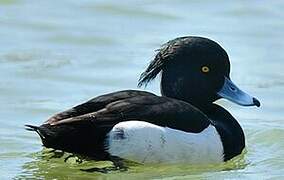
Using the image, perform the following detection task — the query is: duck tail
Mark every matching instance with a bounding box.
[25,124,38,131]
[25,124,46,140]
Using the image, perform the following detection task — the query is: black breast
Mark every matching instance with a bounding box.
[205,104,245,161]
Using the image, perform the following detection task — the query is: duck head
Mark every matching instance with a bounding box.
[138,36,260,109]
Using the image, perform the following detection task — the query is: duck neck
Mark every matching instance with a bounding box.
[191,103,213,113]
[202,103,245,161]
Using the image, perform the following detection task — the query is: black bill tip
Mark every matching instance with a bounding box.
[253,97,261,107]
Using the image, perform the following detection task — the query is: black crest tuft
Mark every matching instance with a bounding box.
[138,36,195,87]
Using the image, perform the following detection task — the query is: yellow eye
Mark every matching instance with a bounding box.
[201,66,210,73]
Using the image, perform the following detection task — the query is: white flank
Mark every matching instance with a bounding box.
[106,121,224,164]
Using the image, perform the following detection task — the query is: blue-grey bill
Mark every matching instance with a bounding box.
[217,77,260,107]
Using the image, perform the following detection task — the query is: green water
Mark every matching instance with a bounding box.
[0,0,283,179]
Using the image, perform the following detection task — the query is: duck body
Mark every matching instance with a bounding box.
[29,90,214,162]
[26,36,260,164]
